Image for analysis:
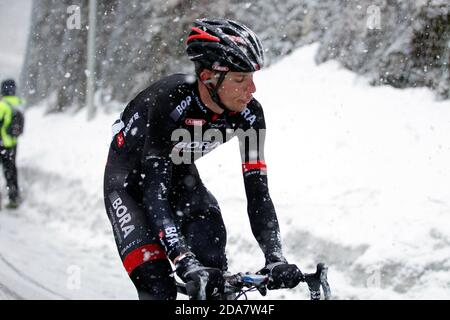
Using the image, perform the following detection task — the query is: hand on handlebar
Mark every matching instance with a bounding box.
[258,261,303,290]
[175,252,225,300]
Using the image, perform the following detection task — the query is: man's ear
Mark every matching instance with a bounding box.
[199,69,215,86]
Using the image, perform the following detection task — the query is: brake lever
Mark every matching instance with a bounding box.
[256,285,267,296]
[304,263,331,300]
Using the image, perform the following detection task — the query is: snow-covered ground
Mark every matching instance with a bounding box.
[1,2,449,300]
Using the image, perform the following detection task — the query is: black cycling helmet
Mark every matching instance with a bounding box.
[1,79,16,96]
[186,18,264,73]
[186,18,263,111]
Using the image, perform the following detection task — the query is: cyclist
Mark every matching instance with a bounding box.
[103,18,302,300]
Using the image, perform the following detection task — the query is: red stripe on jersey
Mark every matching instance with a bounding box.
[242,160,267,173]
[123,244,167,274]
[212,113,220,122]
[116,132,124,148]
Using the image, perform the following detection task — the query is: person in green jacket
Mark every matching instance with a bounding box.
[0,79,24,209]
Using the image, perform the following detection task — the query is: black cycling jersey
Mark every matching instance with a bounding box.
[105,73,284,267]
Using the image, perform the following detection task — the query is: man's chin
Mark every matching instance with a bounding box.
[223,104,245,113]
[235,102,248,112]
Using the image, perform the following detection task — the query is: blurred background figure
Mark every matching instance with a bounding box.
[0,79,25,209]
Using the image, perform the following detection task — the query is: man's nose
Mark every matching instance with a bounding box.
[247,79,256,94]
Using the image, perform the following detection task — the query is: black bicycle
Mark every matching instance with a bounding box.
[176,263,331,300]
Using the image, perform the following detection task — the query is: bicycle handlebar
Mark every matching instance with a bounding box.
[176,263,331,300]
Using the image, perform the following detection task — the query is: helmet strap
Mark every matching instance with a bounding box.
[203,71,233,113]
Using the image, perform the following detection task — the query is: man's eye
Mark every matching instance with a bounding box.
[235,78,245,83]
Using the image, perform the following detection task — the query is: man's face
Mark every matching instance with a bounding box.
[218,71,256,112]
[203,70,257,112]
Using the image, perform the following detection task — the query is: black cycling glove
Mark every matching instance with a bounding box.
[175,253,225,299]
[259,261,303,290]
